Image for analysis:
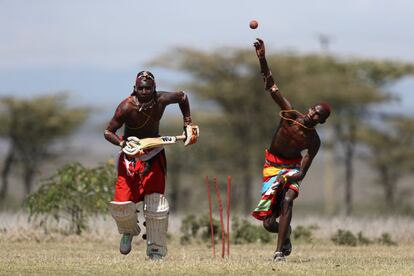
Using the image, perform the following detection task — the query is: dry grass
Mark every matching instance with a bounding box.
[1,239,413,275]
[1,213,414,275]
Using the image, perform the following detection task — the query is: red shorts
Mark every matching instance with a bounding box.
[114,150,167,203]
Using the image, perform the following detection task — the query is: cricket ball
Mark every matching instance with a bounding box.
[249,20,258,29]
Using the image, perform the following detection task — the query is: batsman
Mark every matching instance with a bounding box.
[251,38,331,262]
[104,70,198,259]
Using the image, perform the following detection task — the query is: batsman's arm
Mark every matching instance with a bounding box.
[254,38,292,111]
[175,92,199,146]
[161,91,198,146]
[177,91,193,126]
[104,103,127,148]
[162,91,193,126]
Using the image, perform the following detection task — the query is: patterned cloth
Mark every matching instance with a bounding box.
[252,150,302,220]
[114,149,166,203]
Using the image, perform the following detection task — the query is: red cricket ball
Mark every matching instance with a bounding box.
[249,20,258,29]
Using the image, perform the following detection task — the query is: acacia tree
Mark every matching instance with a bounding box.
[0,93,88,199]
[327,61,414,214]
[358,116,414,208]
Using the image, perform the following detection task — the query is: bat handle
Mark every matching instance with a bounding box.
[176,135,186,140]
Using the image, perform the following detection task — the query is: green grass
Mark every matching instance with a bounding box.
[1,238,413,275]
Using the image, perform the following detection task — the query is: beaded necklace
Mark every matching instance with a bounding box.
[279,110,315,130]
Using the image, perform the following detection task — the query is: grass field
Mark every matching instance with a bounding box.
[1,237,414,275]
[1,213,414,275]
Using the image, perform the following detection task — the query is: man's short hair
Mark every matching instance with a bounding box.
[316,102,331,124]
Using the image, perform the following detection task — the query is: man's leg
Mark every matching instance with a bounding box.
[109,201,141,255]
[273,189,296,262]
[263,188,292,255]
[263,214,279,233]
[144,193,169,260]
[263,187,286,232]
[264,217,292,254]
[281,226,292,256]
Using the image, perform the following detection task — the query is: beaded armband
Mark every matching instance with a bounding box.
[268,84,279,94]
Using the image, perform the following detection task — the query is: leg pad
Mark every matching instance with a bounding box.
[109,201,141,236]
[144,193,169,258]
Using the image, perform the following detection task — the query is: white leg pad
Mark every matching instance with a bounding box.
[144,193,169,258]
[109,201,141,236]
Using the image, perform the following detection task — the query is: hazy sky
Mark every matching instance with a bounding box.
[1,0,413,114]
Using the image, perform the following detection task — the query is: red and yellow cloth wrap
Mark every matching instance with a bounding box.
[252,149,302,220]
[114,149,167,203]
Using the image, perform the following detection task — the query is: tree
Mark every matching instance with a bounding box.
[0,93,89,199]
[326,60,414,214]
[358,116,414,208]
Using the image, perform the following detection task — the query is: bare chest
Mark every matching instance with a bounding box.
[276,121,315,149]
[122,105,166,138]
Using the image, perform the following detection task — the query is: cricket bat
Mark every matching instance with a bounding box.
[132,135,186,150]
[122,125,199,155]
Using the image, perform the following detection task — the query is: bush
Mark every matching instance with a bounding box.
[292,225,315,242]
[180,214,199,244]
[357,231,372,245]
[331,229,358,246]
[180,213,220,245]
[377,233,397,246]
[26,161,115,234]
[198,213,221,243]
[332,229,397,246]
[232,216,271,244]
[179,214,271,245]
